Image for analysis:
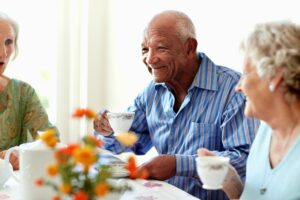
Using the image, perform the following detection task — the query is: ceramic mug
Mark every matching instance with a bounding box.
[196,156,230,190]
[5,140,58,200]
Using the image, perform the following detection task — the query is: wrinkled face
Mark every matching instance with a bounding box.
[235,56,270,119]
[141,21,188,83]
[0,21,15,75]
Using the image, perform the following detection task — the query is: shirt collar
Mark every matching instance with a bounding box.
[191,52,218,91]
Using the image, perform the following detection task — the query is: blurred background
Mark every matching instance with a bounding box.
[1,0,300,143]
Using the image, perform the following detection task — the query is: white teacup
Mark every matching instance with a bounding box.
[107,112,135,133]
[196,156,230,190]
[0,158,13,188]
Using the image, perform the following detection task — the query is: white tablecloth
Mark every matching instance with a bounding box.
[0,172,198,200]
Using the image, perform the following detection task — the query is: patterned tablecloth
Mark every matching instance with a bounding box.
[0,172,198,200]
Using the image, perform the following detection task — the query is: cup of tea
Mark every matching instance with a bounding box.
[106,112,135,134]
[196,156,230,190]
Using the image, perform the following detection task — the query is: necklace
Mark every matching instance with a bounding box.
[259,170,273,195]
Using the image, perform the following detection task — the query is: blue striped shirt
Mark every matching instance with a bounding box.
[99,52,260,200]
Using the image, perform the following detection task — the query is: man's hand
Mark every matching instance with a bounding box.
[197,148,216,156]
[93,110,113,136]
[0,150,19,170]
[137,155,176,180]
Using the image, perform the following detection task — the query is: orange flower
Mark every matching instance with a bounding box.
[74,146,97,171]
[39,129,58,147]
[72,108,86,118]
[127,156,149,179]
[47,138,58,147]
[35,178,44,186]
[55,144,80,163]
[127,156,137,174]
[36,111,134,200]
[73,191,89,200]
[59,183,72,194]
[94,182,109,197]
[72,108,98,120]
[84,135,104,147]
[52,196,61,200]
[116,132,138,147]
[84,109,98,120]
[133,168,150,179]
[47,164,58,176]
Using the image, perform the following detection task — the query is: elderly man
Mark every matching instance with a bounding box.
[94,10,259,199]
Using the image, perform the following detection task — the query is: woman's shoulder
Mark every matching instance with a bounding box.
[10,79,35,92]
[11,78,32,87]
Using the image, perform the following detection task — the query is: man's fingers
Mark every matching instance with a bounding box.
[197,148,215,157]
[94,114,113,136]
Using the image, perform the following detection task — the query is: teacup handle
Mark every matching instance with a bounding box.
[4,147,20,183]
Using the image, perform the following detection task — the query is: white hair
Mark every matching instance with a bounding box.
[240,20,300,101]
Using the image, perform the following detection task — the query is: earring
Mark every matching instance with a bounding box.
[269,84,275,92]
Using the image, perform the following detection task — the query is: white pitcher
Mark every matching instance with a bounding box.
[5,140,58,200]
[0,158,13,188]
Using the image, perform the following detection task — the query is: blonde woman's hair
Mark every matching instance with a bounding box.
[240,20,300,101]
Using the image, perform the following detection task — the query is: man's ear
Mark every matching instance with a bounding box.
[185,38,197,57]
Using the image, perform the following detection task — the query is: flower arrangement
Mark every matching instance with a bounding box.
[36,108,148,200]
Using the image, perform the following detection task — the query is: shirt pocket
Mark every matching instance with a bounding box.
[184,122,219,153]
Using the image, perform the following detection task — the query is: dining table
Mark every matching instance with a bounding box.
[0,172,198,200]
[0,150,199,200]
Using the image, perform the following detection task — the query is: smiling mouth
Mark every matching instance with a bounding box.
[152,65,166,70]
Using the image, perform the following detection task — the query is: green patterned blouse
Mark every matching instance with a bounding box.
[0,79,58,151]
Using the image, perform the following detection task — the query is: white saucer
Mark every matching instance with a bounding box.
[111,171,129,178]
[202,184,223,190]
[110,165,129,178]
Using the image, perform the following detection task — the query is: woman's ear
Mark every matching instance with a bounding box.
[269,69,284,92]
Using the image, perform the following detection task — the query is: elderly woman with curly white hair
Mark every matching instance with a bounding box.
[198,20,300,199]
